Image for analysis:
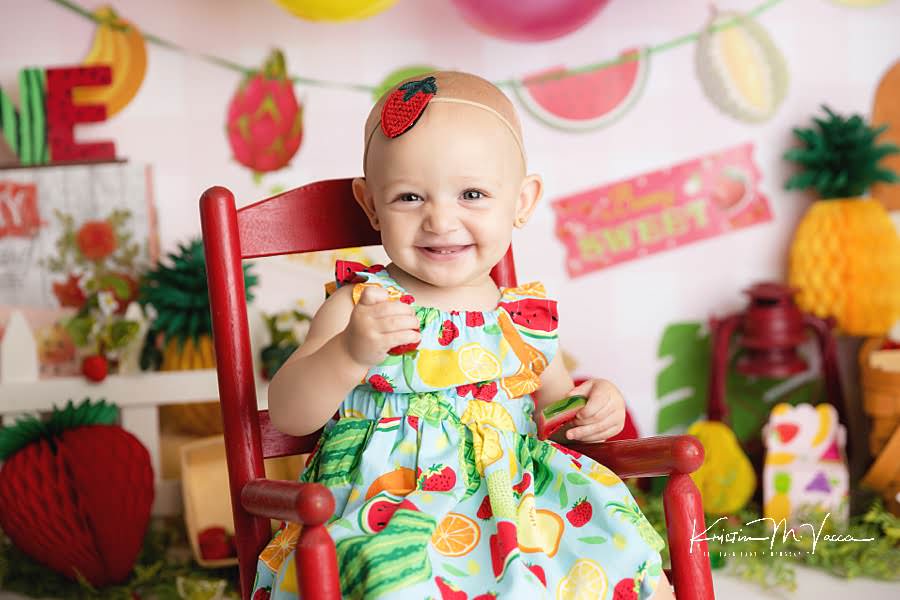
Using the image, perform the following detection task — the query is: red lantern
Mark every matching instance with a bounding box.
[707,282,846,427]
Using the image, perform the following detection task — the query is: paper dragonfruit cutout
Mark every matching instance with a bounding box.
[226,49,303,173]
[763,402,849,526]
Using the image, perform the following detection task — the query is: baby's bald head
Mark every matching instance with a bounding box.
[363,71,525,175]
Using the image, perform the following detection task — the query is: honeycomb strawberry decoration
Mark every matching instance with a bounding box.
[0,399,154,587]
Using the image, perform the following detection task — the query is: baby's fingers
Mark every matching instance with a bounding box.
[385,329,421,349]
[566,421,621,443]
[377,314,421,333]
[358,285,389,305]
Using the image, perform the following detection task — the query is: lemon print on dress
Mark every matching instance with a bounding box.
[557,558,608,600]
[417,343,501,388]
[461,401,516,474]
[588,462,621,486]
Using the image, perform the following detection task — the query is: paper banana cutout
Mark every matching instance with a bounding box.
[73,5,147,117]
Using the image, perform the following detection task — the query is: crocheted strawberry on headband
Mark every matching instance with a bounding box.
[381,76,438,138]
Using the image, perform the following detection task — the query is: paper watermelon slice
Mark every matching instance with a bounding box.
[537,395,587,440]
[515,48,649,132]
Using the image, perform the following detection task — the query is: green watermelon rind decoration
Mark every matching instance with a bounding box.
[513,47,650,132]
[537,395,587,440]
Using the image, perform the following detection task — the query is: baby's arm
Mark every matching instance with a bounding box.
[533,350,626,443]
[267,285,419,436]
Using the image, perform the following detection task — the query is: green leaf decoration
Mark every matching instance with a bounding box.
[139,238,259,343]
[784,105,900,198]
[96,273,131,301]
[63,315,94,347]
[381,354,402,366]
[577,536,607,544]
[331,518,354,530]
[655,322,820,442]
[0,399,117,460]
[566,473,589,486]
[558,480,569,508]
[104,319,140,350]
[483,324,502,336]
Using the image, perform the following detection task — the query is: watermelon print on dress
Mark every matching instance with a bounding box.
[251,263,663,599]
[381,76,438,138]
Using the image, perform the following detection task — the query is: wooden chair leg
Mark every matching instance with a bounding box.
[296,523,340,600]
[663,473,715,600]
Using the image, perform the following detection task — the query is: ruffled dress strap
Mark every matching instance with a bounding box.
[324,260,413,304]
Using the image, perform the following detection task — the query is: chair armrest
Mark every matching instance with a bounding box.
[241,479,335,526]
[566,435,704,478]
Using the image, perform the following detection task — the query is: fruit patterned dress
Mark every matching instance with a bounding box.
[252,262,665,600]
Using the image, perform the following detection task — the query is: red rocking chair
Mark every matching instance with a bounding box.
[200,180,715,600]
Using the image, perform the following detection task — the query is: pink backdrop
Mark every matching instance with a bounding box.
[2,0,899,436]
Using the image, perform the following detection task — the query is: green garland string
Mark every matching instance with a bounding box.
[46,0,785,91]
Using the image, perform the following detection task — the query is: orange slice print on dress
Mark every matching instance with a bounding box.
[259,521,301,571]
[499,364,542,399]
[431,512,480,557]
[351,282,405,304]
[501,282,547,299]
[365,467,416,500]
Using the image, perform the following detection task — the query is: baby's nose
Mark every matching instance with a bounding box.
[423,206,460,234]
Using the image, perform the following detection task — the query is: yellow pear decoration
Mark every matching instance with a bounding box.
[687,420,756,515]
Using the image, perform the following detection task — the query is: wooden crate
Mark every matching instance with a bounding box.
[180,435,306,567]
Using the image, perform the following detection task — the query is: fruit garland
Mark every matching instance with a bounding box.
[47,0,786,104]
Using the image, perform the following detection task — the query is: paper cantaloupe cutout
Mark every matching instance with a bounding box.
[871,60,900,211]
[687,420,756,515]
[695,11,789,123]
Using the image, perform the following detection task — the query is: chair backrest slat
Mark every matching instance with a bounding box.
[237,178,381,259]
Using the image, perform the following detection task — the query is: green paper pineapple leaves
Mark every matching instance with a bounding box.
[784,105,900,199]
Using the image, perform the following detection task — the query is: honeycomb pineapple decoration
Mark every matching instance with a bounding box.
[140,239,258,435]
[785,106,900,336]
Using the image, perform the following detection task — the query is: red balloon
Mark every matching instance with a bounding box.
[451,0,611,42]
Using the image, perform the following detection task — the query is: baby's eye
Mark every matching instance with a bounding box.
[462,189,485,201]
[396,193,423,203]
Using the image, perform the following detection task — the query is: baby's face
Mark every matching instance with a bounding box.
[361,103,528,289]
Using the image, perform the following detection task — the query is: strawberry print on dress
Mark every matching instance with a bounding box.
[252,262,664,599]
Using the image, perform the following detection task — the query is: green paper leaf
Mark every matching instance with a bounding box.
[64,315,93,347]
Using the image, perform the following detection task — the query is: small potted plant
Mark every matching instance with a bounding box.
[260,307,312,380]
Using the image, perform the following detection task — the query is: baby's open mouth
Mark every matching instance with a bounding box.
[418,245,473,257]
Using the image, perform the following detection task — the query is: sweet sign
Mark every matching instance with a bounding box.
[552,143,772,277]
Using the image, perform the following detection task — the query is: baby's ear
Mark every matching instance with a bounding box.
[352,177,380,231]
[514,174,543,228]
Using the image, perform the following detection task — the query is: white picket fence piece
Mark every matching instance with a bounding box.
[0,308,270,515]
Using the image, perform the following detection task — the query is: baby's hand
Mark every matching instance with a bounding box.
[563,379,626,443]
[342,286,421,367]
